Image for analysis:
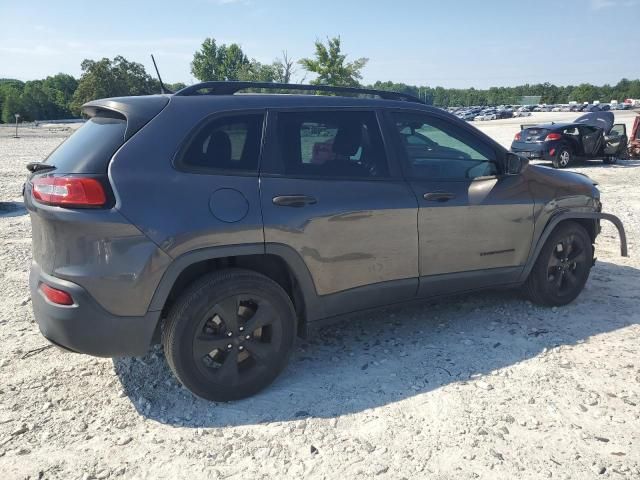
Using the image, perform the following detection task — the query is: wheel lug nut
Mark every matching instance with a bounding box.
[238,345,244,351]
[245,334,251,340]
[227,344,233,350]
[226,332,233,337]
[239,326,244,332]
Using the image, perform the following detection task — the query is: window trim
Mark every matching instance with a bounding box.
[172,109,267,177]
[383,108,506,182]
[260,107,402,181]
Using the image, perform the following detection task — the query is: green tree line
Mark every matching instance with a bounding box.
[2,36,639,123]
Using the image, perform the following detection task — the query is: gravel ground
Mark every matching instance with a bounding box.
[0,112,639,480]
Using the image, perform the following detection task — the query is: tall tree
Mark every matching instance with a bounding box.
[70,56,157,114]
[298,37,368,87]
[237,60,277,83]
[273,50,295,84]
[191,37,250,81]
[1,86,22,123]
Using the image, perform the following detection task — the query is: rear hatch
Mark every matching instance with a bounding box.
[25,96,169,274]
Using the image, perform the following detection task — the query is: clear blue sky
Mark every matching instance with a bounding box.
[1,0,638,88]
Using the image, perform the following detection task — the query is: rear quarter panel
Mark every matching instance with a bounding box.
[108,97,265,259]
[25,188,171,317]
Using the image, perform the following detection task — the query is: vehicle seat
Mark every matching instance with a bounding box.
[204,130,232,168]
[327,124,367,176]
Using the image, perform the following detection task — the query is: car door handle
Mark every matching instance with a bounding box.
[272,195,317,207]
[423,192,456,202]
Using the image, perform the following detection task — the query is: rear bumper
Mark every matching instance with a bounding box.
[30,263,160,357]
[511,146,552,160]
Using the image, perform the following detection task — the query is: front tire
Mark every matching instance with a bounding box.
[552,147,572,168]
[162,269,297,401]
[524,222,593,307]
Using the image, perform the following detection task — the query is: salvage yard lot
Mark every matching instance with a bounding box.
[0,112,639,479]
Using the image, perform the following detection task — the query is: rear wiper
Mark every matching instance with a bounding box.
[26,162,56,173]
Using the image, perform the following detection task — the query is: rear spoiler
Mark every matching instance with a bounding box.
[520,124,539,130]
[82,95,170,140]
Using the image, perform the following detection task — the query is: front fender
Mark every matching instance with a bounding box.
[520,212,628,281]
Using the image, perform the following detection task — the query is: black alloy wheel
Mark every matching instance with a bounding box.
[163,269,296,401]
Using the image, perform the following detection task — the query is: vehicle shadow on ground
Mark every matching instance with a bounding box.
[0,201,26,217]
[114,260,640,428]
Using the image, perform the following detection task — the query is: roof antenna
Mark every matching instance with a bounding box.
[151,54,173,94]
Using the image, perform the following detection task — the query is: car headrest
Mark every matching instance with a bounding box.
[332,124,362,157]
[206,130,232,165]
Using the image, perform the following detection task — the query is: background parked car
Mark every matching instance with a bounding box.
[510,112,628,168]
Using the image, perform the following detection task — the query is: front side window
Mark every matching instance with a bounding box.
[392,112,498,180]
[610,124,625,137]
[276,111,388,178]
[179,114,264,173]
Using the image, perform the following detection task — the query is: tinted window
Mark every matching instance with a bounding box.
[276,111,388,178]
[580,125,599,135]
[180,114,264,173]
[392,112,498,180]
[44,113,126,173]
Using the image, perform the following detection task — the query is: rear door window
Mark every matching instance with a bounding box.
[274,111,389,179]
[44,112,126,173]
[178,114,264,174]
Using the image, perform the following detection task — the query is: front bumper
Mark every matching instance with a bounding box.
[30,263,160,357]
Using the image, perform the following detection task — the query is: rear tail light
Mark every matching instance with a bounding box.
[40,283,74,306]
[545,133,562,141]
[514,132,521,141]
[32,176,106,207]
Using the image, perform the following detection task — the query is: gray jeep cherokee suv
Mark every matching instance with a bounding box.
[24,82,628,401]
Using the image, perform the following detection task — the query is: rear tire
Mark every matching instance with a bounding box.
[552,147,572,168]
[524,222,593,307]
[162,269,297,401]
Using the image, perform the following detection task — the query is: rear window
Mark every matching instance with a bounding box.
[521,128,549,142]
[44,112,126,173]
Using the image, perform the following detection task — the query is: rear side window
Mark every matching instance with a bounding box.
[178,114,264,173]
[275,111,389,179]
[44,112,126,173]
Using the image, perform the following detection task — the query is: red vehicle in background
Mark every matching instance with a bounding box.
[630,114,640,158]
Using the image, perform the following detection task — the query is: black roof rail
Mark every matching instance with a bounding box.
[174,81,423,104]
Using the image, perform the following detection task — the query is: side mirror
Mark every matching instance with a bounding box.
[505,152,528,175]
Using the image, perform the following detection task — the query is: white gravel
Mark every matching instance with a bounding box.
[0,113,639,480]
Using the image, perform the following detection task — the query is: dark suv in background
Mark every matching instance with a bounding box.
[24,82,628,401]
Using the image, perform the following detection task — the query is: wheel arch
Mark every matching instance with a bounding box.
[148,243,323,339]
[520,211,628,282]
[563,138,580,154]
